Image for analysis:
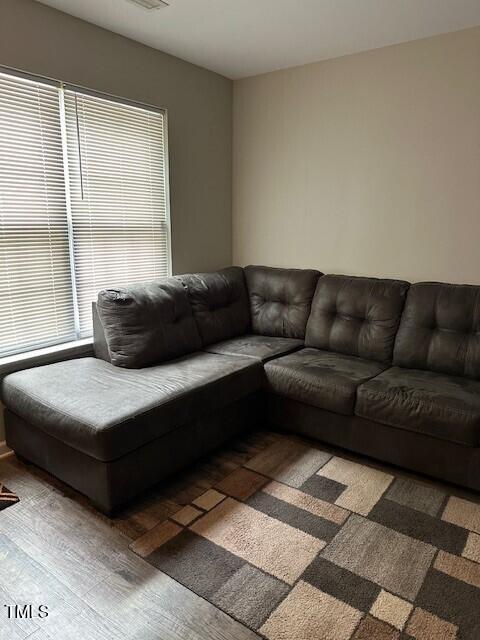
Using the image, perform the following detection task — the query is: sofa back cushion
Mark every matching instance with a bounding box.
[305,274,410,363]
[178,267,250,346]
[394,282,480,378]
[245,265,321,339]
[96,277,202,368]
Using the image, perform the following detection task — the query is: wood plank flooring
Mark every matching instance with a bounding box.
[0,428,478,640]
[0,430,278,640]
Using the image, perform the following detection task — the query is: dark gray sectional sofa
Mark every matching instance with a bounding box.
[2,265,479,513]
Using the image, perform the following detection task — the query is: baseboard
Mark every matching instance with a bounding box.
[0,440,13,459]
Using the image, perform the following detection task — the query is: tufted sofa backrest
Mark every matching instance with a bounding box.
[178,267,250,346]
[305,274,410,363]
[394,282,480,378]
[244,265,321,339]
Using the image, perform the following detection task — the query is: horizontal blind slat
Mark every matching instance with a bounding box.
[0,71,170,355]
[64,90,169,335]
[0,71,76,357]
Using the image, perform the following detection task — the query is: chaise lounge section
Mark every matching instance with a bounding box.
[2,266,479,513]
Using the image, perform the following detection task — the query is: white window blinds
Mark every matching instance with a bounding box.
[0,72,76,357]
[63,91,170,336]
[0,70,170,358]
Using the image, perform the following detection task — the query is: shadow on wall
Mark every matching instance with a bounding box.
[0,404,5,446]
[232,27,480,284]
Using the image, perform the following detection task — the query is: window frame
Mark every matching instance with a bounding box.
[0,65,172,363]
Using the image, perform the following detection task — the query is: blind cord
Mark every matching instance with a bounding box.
[74,93,85,201]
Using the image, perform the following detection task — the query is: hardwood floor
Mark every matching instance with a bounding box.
[1,428,478,640]
[0,430,278,640]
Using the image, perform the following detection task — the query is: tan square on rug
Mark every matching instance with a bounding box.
[130,436,480,640]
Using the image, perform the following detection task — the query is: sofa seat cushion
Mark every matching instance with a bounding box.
[265,348,387,415]
[356,367,480,447]
[1,355,263,462]
[203,334,303,363]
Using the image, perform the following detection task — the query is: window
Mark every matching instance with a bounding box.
[0,69,170,357]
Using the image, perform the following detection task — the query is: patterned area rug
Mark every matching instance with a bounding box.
[0,483,19,511]
[130,437,480,640]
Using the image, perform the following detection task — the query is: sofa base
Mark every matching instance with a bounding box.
[4,393,264,515]
[6,391,479,514]
[267,395,480,493]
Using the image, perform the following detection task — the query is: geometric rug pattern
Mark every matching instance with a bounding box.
[0,483,19,511]
[130,437,480,640]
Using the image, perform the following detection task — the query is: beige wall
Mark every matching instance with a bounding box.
[0,0,233,443]
[0,0,233,276]
[233,27,480,284]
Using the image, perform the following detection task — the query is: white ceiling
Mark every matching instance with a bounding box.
[37,0,480,79]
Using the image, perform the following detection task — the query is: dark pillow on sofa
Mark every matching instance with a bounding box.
[96,278,202,368]
[245,265,321,339]
[305,274,410,363]
[394,282,480,378]
[178,267,250,346]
